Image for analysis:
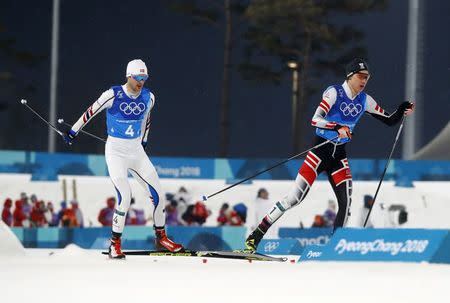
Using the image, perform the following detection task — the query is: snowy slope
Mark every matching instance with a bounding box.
[1,245,449,303]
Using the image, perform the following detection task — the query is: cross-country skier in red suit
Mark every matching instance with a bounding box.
[245,58,415,252]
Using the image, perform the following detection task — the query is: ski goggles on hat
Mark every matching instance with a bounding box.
[132,75,148,82]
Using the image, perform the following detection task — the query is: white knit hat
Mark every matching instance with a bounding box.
[126,59,148,77]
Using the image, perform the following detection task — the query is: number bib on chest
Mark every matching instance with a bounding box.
[316,85,367,143]
[106,86,151,139]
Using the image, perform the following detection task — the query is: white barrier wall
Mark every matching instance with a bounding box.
[1,174,450,230]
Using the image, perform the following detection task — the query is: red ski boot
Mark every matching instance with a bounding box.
[155,228,183,252]
[108,237,126,259]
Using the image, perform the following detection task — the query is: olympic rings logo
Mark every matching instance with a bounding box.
[119,102,146,115]
[340,102,362,117]
[264,241,280,252]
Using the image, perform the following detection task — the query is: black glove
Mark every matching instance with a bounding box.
[63,129,77,146]
[397,101,414,114]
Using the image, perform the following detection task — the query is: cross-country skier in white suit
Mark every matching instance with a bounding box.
[63,59,183,259]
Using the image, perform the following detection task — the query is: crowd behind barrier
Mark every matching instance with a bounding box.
[2,150,450,232]
[1,187,253,229]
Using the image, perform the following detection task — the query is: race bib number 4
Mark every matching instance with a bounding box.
[125,125,134,137]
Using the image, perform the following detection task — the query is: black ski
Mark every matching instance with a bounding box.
[102,249,287,262]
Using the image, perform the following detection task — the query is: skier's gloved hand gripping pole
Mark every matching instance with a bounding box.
[203,135,340,202]
[59,93,114,145]
[57,119,106,144]
[363,103,413,227]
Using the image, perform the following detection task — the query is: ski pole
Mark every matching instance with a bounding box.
[363,115,406,227]
[57,118,106,143]
[20,99,63,137]
[203,136,339,201]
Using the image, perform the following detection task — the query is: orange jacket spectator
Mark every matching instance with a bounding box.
[61,208,78,227]
[312,214,325,227]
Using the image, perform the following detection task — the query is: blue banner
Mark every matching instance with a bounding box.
[1,149,450,181]
[299,228,450,263]
[11,226,247,251]
[153,157,214,179]
[256,239,303,255]
[278,228,332,254]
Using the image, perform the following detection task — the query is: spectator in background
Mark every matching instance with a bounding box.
[57,201,68,225]
[61,207,78,227]
[98,197,115,226]
[233,203,247,225]
[13,200,29,227]
[384,204,408,227]
[194,201,210,225]
[45,202,59,227]
[174,186,191,204]
[312,215,325,227]
[181,201,210,226]
[254,188,272,228]
[173,186,191,225]
[165,200,180,226]
[371,202,408,228]
[360,195,374,228]
[218,203,248,226]
[2,198,13,226]
[126,197,136,225]
[57,201,78,228]
[29,199,38,227]
[20,192,32,219]
[71,200,84,227]
[323,200,337,227]
[30,201,47,227]
[226,209,243,226]
[126,198,146,225]
[217,203,230,226]
[30,194,38,206]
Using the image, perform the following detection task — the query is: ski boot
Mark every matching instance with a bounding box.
[155,227,183,252]
[245,228,265,253]
[108,237,126,259]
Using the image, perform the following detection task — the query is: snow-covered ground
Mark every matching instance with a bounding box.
[1,245,449,303]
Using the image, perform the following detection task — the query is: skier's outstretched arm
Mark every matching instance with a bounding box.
[63,89,114,145]
[365,96,415,126]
